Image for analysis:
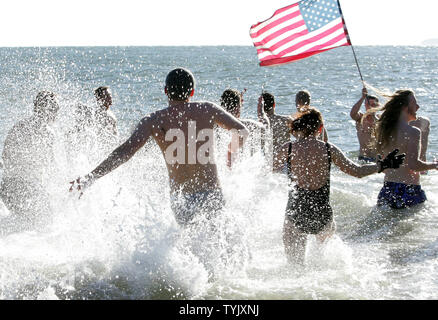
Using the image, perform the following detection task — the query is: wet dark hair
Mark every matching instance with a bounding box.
[94,86,110,100]
[262,92,275,113]
[33,91,58,115]
[366,95,379,102]
[291,107,323,137]
[220,89,241,114]
[296,90,311,107]
[165,68,195,101]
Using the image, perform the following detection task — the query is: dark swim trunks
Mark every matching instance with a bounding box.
[285,142,333,235]
[170,189,225,226]
[377,182,427,209]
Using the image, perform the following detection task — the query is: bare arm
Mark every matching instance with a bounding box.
[407,127,437,172]
[90,115,153,179]
[419,118,430,161]
[350,87,367,122]
[257,96,270,130]
[212,104,249,152]
[330,143,379,178]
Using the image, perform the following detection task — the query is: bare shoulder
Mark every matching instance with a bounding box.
[276,114,291,122]
[410,116,430,130]
[327,142,342,154]
[194,101,221,112]
[418,116,431,128]
[241,119,264,130]
[406,124,421,139]
[272,114,292,127]
[139,111,158,126]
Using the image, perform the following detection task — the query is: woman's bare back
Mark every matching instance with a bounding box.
[288,138,330,190]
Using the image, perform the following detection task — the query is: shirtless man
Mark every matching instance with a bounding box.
[220,89,270,166]
[261,92,291,165]
[94,86,118,137]
[374,89,438,209]
[70,68,249,226]
[350,87,379,162]
[0,91,59,219]
[294,90,328,142]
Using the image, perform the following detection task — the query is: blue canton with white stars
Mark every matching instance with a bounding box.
[299,0,342,32]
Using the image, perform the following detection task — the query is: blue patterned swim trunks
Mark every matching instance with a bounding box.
[377,182,427,209]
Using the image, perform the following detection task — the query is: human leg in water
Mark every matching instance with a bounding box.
[283,217,307,265]
[315,220,336,244]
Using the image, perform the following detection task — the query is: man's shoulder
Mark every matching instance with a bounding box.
[140,111,159,124]
[274,113,290,120]
[241,119,264,130]
[189,101,219,111]
[352,112,364,123]
[272,114,291,128]
[8,118,31,135]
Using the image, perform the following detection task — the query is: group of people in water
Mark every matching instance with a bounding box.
[1,67,436,264]
[0,86,118,226]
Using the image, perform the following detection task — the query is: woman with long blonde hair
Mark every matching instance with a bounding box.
[372,89,438,209]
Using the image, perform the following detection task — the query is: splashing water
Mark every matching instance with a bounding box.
[0,46,438,299]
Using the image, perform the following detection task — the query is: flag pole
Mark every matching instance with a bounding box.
[350,44,364,84]
[337,0,365,86]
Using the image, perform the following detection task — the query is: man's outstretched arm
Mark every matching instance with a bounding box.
[70,115,153,193]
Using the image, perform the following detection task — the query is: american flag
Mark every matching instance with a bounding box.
[250,0,351,67]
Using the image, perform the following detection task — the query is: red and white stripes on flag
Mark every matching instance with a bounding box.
[250,0,351,67]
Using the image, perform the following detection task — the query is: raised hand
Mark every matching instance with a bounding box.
[377,149,406,173]
[69,174,95,199]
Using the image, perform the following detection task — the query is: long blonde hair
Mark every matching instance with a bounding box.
[364,89,414,154]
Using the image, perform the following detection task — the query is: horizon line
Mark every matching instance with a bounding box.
[0,44,437,49]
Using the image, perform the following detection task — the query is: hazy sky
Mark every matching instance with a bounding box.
[1,0,437,46]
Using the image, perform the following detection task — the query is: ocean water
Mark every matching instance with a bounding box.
[0,46,437,299]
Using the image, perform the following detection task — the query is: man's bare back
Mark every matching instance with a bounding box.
[70,68,249,226]
[267,113,290,159]
[149,101,246,194]
[355,115,377,159]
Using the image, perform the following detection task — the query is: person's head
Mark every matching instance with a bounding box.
[220,89,242,118]
[295,90,311,111]
[375,89,418,153]
[94,86,113,110]
[290,107,323,138]
[33,91,59,122]
[165,68,195,102]
[365,95,379,110]
[261,92,275,115]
